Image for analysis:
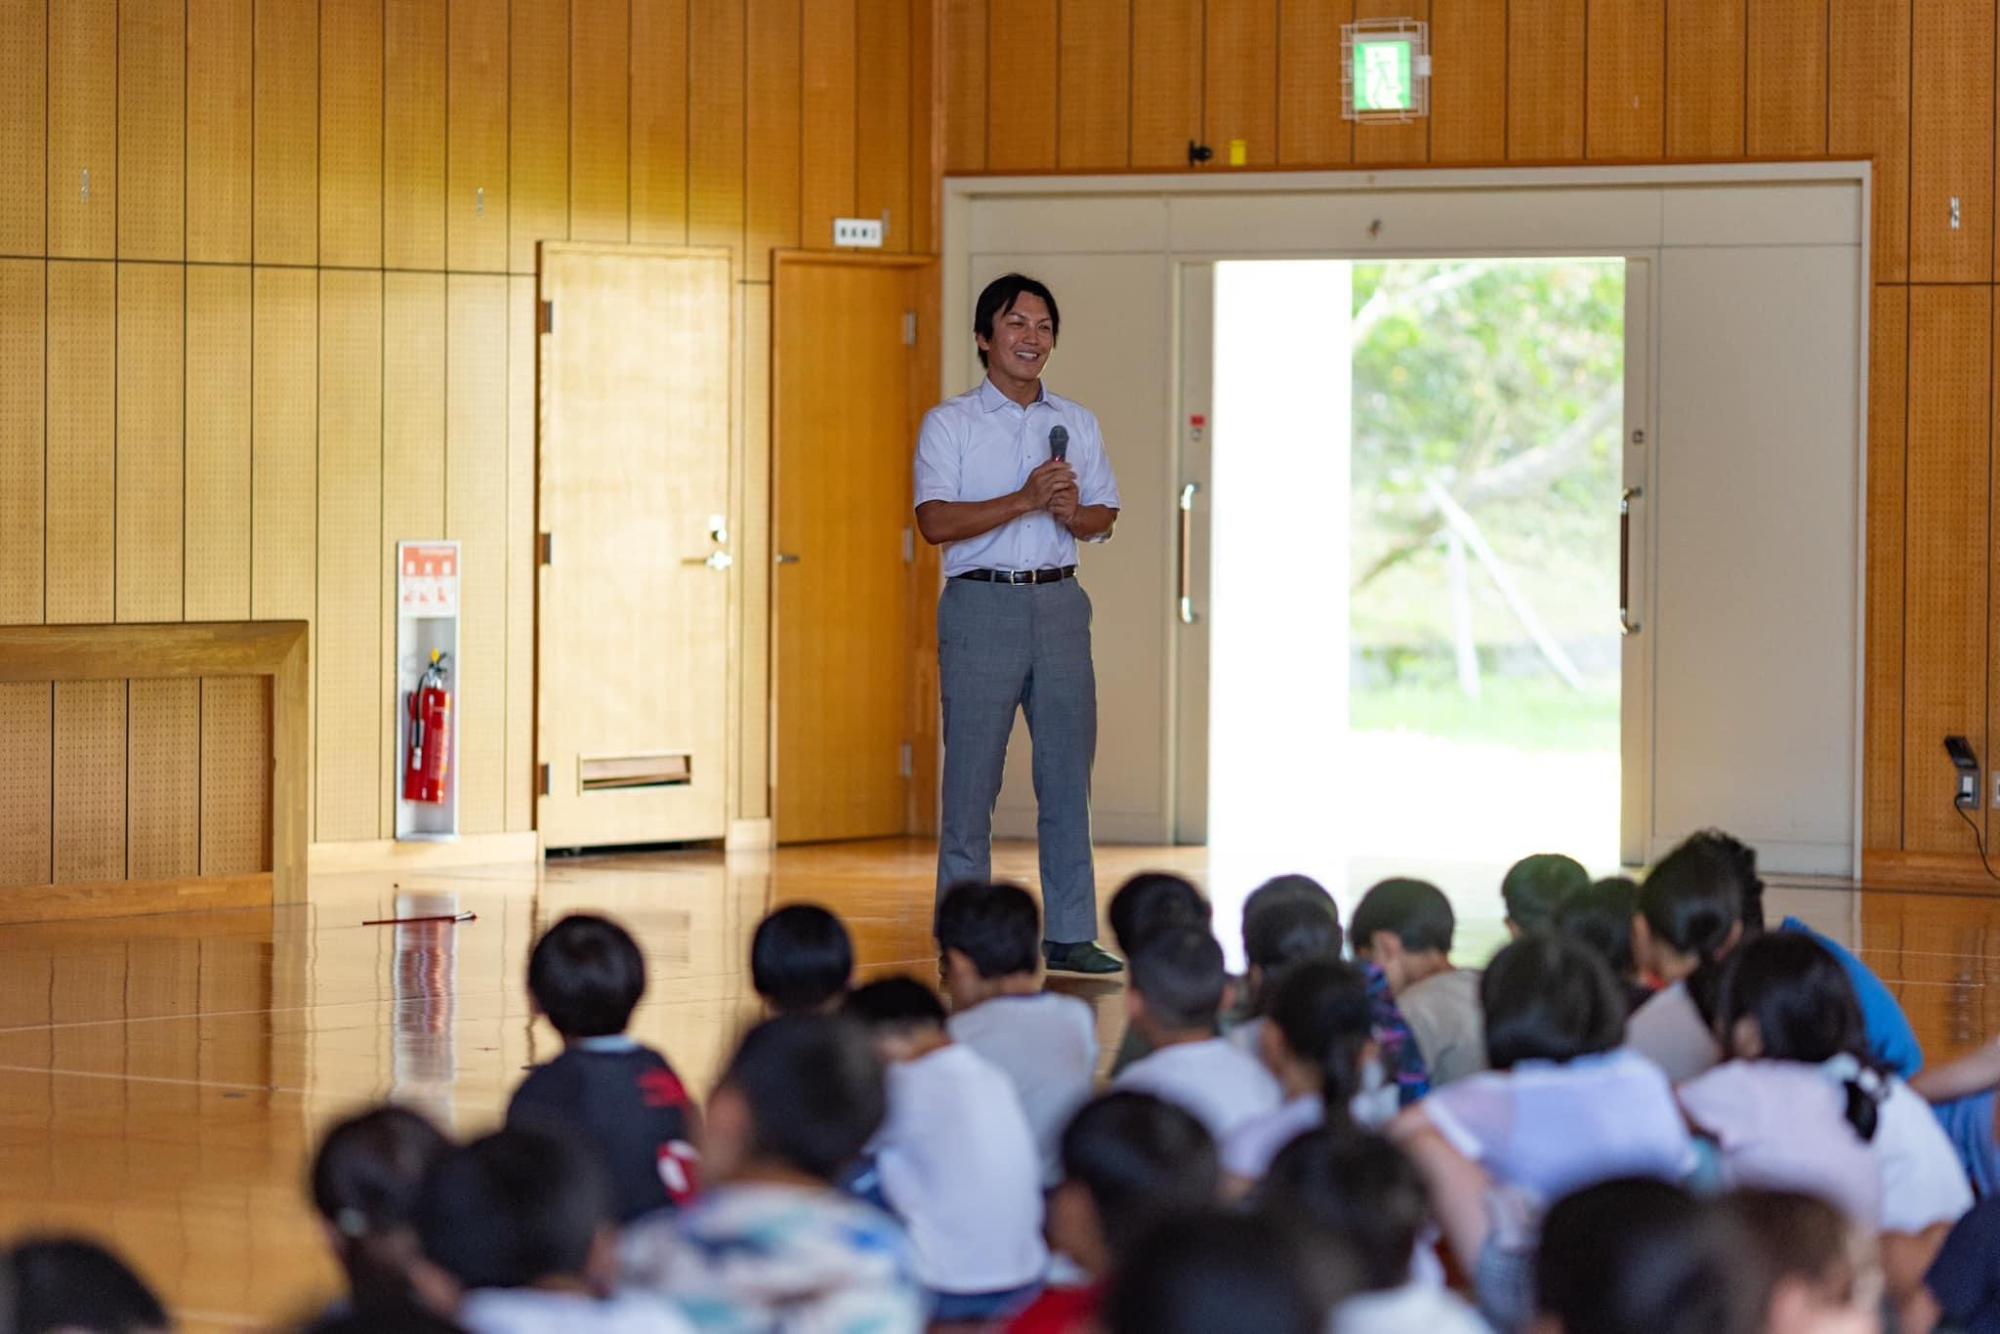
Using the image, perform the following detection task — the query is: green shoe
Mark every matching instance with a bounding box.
[1043,940,1125,976]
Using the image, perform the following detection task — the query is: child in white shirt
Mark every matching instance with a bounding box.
[1113,927,1282,1141]
[845,977,1048,1322]
[936,882,1098,1188]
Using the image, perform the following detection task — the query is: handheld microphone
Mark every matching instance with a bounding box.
[1049,425,1069,463]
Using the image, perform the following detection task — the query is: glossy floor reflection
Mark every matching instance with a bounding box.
[0,839,1989,1330]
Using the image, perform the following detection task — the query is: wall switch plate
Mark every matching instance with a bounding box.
[833,217,885,248]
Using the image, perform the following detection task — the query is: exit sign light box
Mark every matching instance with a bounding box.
[1343,20,1430,121]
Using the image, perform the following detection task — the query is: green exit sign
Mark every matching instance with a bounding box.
[1343,21,1430,122]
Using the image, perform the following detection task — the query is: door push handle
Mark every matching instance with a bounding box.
[684,551,734,571]
[1619,486,1642,637]
[1177,483,1200,625]
[775,553,802,566]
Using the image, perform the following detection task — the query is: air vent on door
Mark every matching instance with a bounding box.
[578,753,693,792]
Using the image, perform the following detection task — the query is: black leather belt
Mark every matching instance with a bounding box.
[954,566,1077,585]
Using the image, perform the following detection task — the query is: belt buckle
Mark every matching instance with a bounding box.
[1008,570,1029,586]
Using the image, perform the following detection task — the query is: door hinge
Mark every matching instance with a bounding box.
[537,299,554,334]
[902,527,915,564]
[537,762,551,797]
[903,311,917,346]
[538,531,553,565]
[899,742,913,779]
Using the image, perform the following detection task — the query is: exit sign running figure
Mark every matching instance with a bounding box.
[1343,20,1431,121]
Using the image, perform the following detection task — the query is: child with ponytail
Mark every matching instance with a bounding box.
[1625,838,1744,1083]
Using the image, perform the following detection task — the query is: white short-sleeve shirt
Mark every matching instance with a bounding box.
[914,378,1122,578]
[947,993,1099,1188]
[1112,1036,1284,1142]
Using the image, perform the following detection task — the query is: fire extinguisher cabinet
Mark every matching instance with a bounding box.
[394,540,462,842]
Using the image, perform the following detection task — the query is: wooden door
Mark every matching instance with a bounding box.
[772,254,926,844]
[538,246,734,848]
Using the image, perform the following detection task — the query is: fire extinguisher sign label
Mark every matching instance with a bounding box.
[399,544,460,617]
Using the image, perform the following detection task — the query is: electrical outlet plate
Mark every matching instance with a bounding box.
[833,217,885,249]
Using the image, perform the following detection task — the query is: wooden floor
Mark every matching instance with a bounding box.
[0,838,1996,1330]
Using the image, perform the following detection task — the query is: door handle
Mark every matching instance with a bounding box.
[775,553,802,566]
[1177,483,1200,625]
[1620,486,1642,637]
[684,551,734,571]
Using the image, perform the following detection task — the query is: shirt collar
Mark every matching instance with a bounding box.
[572,1035,640,1054]
[979,377,1048,412]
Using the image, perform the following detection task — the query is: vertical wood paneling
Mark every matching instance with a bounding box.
[447,0,509,272]
[321,0,384,268]
[1277,0,1351,166]
[118,0,186,260]
[1132,0,1203,168]
[385,0,447,270]
[1587,0,1665,159]
[1059,0,1130,169]
[185,266,253,621]
[253,0,319,265]
[1865,285,1907,851]
[1353,0,1428,163]
[506,276,537,832]
[1831,0,1909,282]
[1205,0,1280,166]
[48,0,116,259]
[53,681,124,882]
[804,0,861,240]
[115,263,185,623]
[127,679,200,879]
[446,276,509,834]
[188,0,253,263]
[942,0,988,172]
[0,684,52,888]
[510,0,570,273]
[630,0,690,245]
[1746,0,1827,155]
[1904,286,1991,852]
[1910,0,1994,283]
[250,268,316,623]
[1666,0,1747,157]
[201,677,270,874]
[46,262,115,625]
[986,0,1057,171]
[908,0,937,252]
[745,0,802,279]
[857,0,912,249]
[1508,0,1586,159]
[571,0,631,242]
[0,260,44,623]
[0,0,46,255]
[1430,0,1507,162]
[688,0,746,255]
[317,271,383,842]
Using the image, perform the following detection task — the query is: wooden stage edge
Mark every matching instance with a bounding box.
[0,872,271,927]
[1862,850,2000,894]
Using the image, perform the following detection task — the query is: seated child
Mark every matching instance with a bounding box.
[1392,935,1695,1328]
[1105,873,1211,1075]
[509,915,701,1224]
[1916,1194,2000,1334]
[1228,892,1343,1057]
[1260,1132,1489,1334]
[1008,1091,1219,1334]
[1351,879,1487,1085]
[414,1126,692,1333]
[1532,1179,1765,1334]
[311,1104,455,1316]
[749,905,853,1015]
[7,1238,170,1334]
[1112,927,1282,1141]
[936,882,1098,1187]
[1222,959,1380,1190]
[1720,1189,1884,1334]
[1555,876,1652,1015]
[1102,1211,1350,1334]
[1500,853,1589,937]
[623,1014,922,1333]
[844,977,1048,1322]
[1626,838,1743,1083]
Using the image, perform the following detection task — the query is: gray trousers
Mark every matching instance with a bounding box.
[936,576,1099,944]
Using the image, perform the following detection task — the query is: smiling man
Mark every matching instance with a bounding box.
[914,274,1123,976]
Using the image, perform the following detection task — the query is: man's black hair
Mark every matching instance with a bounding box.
[973,273,1060,368]
[936,881,1042,978]
[1104,1211,1347,1334]
[9,1239,167,1334]
[414,1127,611,1293]
[1501,853,1590,933]
[1261,1131,1429,1291]
[1349,878,1455,955]
[1129,927,1227,1032]
[526,914,646,1039]
[1535,1179,1766,1334]
[1107,873,1209,957]
[842,976,949,1032]
[720,1014,886,1181]
[1059,1092,1219,1261]
[750,904,854,1013]
[1481,933,1626,1070]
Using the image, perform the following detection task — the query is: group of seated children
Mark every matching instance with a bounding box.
[28,831,2000,1334]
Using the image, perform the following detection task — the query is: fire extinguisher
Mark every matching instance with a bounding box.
[403,651,452,804]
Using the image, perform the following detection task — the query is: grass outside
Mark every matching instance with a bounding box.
[1350,674,1620,753]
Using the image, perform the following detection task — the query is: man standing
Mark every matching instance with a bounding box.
[915,274,1123,975]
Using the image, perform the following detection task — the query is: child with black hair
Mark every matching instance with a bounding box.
[1007,1092,1220,1334]
[413,1126,690,1333]
[1499,853,1589,937]
[1532,1179,1766,1334]
[7,1239,169,1334]
[509,915,701,1224]
[1555,876,1652,1015]
[844,976,1048,1323]
[1228,892,1342,1056]
[1221,959,1381,1189]
[1625,838,1743,1083]
[309,1104,454,1318]
[1259,1132,1488,1334]
[1102,1211,1352,1334]
[1113,927,1281,1141]
[1351,878,1487,1085]
[937,882,1097,1187]
[1104,873,1211,1075]
[749,904,854,1015]
[1721,1189,1883,1334]
[624,1014,922,1332]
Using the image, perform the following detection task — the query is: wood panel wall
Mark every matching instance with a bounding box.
[0,0,940,867]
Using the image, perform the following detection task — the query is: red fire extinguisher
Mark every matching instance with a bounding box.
[403,651,452,804]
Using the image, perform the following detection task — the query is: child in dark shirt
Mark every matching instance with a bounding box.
[749,905,854,1015]
[509,914,700,1224]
